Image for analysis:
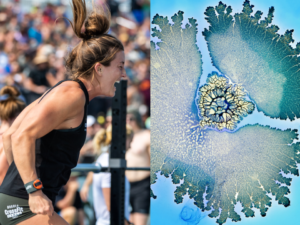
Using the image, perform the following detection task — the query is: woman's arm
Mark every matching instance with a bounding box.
[2,97,41,165]
[80,171,94,202]
[24,77,48,94]
[56,180,79,209]
[94,170,111,211]
[0,142,9,185]
[102,188,111,211]
[11,85,85,215]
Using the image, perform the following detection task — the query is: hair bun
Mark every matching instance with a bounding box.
[69,0,111,40]
[85,13,110,37]
[0,85,26,121]
[0,86,20,99]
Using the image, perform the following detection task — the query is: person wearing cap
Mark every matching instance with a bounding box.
[86,115,96,141]
[24,55,50,94]
[125,106,150,225]
[0,85,26,185]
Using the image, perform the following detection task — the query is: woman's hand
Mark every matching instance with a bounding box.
[28,190,54,216]
[80,171,94,202]
[80,184,89,202]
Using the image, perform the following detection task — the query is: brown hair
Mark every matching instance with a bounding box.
[65,0,124,80]
[0,86,26,121]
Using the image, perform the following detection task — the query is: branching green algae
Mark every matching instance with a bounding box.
[198,72,254,131]
[151,4,300,225]
[203,0,300,120]
[151,11,203,187]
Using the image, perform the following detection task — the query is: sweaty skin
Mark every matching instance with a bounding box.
[9,81,86,217]
[1,51,126,225]
[2,97,42,165]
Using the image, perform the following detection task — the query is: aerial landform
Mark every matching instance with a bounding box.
[151,1,300,224]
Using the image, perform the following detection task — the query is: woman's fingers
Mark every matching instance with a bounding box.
[29,191,54,215]
[43,200,53,216]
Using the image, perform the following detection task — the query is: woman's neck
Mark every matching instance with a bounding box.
[78,77,102,102]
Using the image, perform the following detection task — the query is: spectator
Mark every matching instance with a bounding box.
[0,85,26,185]
[125,106,150,225]
[105,108,112,129]
[79,115,97,163]
[54,173,85,225]
[0,0,150,119]
[80,124,134,225]
[0,42,9,85]
[23,54,50,103]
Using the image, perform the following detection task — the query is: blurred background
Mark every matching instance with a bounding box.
[0,0,150,224]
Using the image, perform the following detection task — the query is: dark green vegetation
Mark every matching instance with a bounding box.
[151,2,300,224]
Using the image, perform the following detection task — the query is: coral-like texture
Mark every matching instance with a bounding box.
[151,4,300,225]
[198,72,254,130]
[203,0,300,120]
[150,10,202,187]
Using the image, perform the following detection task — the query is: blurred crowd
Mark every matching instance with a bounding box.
[0,0,150,224]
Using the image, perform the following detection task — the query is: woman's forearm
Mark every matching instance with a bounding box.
[12,132,54,216]
[0,147,9,185]
[102,187,111,211]
[2,132,14,165]
[56,181,79,209]
[2,98,39,165]
[12,132,38,184]
[83,172,94,187]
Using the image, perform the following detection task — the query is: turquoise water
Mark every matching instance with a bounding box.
[151,167,300,225]
[151,0,300,224]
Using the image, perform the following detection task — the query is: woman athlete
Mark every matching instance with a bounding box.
[0,86,26,186]
[0,0,126,224]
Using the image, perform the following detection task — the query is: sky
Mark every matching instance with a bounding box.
[150,0,300,224]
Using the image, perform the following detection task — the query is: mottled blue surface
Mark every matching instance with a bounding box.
[151,167,300,225]
[151,0,300,224]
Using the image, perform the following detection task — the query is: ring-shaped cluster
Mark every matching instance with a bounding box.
[198,73,255,130]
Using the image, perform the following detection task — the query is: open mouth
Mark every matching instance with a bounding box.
[114,80,120,91]
[114,78,123,90]
[114,78,122,86]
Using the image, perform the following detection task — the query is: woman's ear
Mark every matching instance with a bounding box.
[94,63,102,76]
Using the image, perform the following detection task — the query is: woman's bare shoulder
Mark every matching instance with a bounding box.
[36,81,86,110]
[46,81,85,99]
[14,81,87,138]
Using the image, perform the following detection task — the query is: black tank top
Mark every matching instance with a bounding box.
[0,79,89,203]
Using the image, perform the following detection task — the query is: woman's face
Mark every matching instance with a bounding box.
[98,51,126,97]
[126,113,136,127]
